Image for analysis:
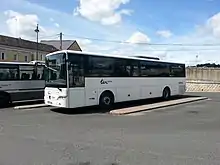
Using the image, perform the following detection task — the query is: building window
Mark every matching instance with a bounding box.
[31,54,34,61]
[14,54,17,61]
[25,56,28,62]
[1,53,5,60]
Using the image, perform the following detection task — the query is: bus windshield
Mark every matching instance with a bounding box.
[45,53,67,88]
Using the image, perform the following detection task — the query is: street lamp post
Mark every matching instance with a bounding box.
[196,54,199,81]
[35,24,40,60]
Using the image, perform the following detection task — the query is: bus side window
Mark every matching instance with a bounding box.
[114,59,131,77]
[21,73,25,80]
[140,61,149,77]
[169,64,185,77]
[32,71,37,80]
[131,61,140,77]
[87,56,115,77]
[0,66,19,81]
[35,66,44,80]
[0,73,3,80]
[41,70,45,80]
[26,74,30,80]
[19,65,35,80]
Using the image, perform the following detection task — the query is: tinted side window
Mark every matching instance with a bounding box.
[169,64,185,77]
[0,64,19,81]
[114,59,131,77]
[131,60,140,77]
[36,66,44,80]
[19,65,35,80]
[140,61,170,77]
[140,61,154,77]
[153,62,170,77]
[87,56,115,77]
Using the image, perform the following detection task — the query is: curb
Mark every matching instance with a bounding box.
[14,104,49,110]
[110,97,208,115]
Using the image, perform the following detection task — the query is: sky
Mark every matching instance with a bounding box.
[1,0,220,65]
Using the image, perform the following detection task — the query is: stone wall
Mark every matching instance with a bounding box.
[186,67,220,83]
[186,67,220,92]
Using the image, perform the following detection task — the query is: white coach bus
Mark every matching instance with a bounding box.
[0,61,45,106]
[44,50,186,109]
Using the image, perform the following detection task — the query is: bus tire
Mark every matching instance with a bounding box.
[0,92,11,108]
[99,91,114,110]
[162,87,171,100]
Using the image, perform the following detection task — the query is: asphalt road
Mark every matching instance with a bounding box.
[0,92,220,165]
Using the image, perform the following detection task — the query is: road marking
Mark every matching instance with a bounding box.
[124,112,146,116]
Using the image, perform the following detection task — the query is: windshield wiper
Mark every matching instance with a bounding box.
[44,64,58,72]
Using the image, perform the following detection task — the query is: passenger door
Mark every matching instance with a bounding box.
[68,54,85,88]
[68,54,85,108]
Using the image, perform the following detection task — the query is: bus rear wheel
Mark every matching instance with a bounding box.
[99,91,114,110]
[0,93,11,108]
[162,87,171,100]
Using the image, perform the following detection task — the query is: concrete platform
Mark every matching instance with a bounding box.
[110,96,208,115]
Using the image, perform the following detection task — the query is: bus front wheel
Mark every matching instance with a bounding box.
[162,87,171,100]
[99,91,114,110]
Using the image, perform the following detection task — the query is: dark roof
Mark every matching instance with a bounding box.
[40,40,82,51]
[0,35,58,52]
[40,40,74,50]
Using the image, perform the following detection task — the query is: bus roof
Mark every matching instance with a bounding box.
[29,60,45,63]
[0,61,32,65]
[0,61,44,66]
[46,50,185,65]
